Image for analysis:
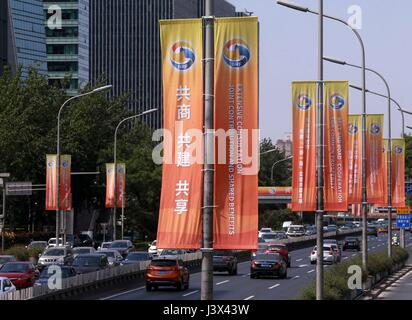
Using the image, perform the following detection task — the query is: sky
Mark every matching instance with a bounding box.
[227,0,412,142]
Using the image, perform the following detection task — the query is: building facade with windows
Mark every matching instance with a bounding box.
[43,0,89,95]
[1,0,47,78]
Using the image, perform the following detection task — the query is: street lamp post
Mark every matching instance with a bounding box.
[277,0,368,298]
[0,173,10,253]
[56,85,113,245]
[113,108,158,241]
[270,156,293,182]
[325,57,393,257]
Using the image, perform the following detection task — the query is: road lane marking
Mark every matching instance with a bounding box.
[244,295,254,300]
[269,284,280,290]
[292,276,300,280]
[216,280,229,286]
[343,257,348,260]
[307,269,315,274]
[372,247,376,249]
[298,264,308,268]
[296,259,303,262]
[183,290,199,297]
[100,286,145,300]
[242,273,251,278]
[352,254,357,256]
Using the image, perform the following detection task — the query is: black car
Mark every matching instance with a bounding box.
[342,237,361,251]
[34,265,77,286]
[72,254,109,274]
[212,250,238,275]
[123,252,153,264]
[367,227,378,237]
[250,253,287,279]
[109,240,135,258]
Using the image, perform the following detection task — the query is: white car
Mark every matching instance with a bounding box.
[258,228,273,238]
[47,238,64,248]
[0,277,16,296]
[286,225,306,237]
[98,242,112,250]
[148,240,162,255]
[310,244,338,264]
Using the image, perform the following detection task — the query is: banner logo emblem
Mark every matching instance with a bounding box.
[169,41,196,71]
[395,145,403,154]
[223,39,250,68]
[48,160,55,168]
[62,160,69,168]
[330,94,345,110]
[348,123,358,135]
[296,94,312,111]
[370,123,381,135]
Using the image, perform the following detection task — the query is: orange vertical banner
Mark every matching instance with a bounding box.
[157,19,203,249]
[291,81,317,212]
[376,139,388,208]
[116,163,126,208]
[46,155,58,211]
[348,115,362,204]
[392,139,405,207]
[324,81,349,212]
[59,155,71,211]
[105,163,115,208]
[366,114,384,204]
[213,17,259,250]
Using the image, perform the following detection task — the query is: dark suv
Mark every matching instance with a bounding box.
[212,250,238,275]
[342,237,361,251]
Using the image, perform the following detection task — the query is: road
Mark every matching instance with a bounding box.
[86,232,412,301]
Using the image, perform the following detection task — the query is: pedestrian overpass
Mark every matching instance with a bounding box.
[258,187,292,205]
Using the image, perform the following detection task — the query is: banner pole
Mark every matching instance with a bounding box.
[201,0,214,301]
[316,0,324,301]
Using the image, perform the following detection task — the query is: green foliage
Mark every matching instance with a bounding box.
[259,208,299,230]
[5,246,29,261]
[259,138,291,186]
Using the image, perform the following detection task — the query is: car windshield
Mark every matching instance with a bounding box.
[260,229,271,233]
[100,251,115,258]
[268,245,285,251]
[151,260,177,267]
[161,250,182,255]
[0,263,29,273]
[73,257,100,267]
[73,248,92,254]
[110,242,127,248]
[0,257,13,265]
[127,253,149,261]
[102,243,111,248]
[255,254,279,261]
[262,234,278,240]
[289,227,304,232]
[44,249,65,256]
[49,239,62,244]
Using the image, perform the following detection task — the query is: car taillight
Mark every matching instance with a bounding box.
[251,261,257,268]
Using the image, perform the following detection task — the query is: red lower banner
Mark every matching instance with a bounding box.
[116,163,126,208]
[105,163,115,208]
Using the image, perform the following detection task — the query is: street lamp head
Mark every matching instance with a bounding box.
[92,85,113,93]
[349,84,369,93]
[276,1,309,12]
[141,108,158,116]
[323,56,347,65]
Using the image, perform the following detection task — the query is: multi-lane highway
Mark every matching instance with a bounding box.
[82,233,412,301]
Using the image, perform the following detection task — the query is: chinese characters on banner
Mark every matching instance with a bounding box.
[157,19,203,249]
[213,17,259,250]
[105,163,126,208]
[348,115,362,204]
[323,81,348,212]
[291,82,317,212]
[45,154,71,211]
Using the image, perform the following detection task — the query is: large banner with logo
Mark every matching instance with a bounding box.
[116,163,126,208]
[105,163,115,208]
[213,17,259,250]
[323,81,348,211]
[157,19,203,249]
[392,139,405,207]
[46,155,71,211]
[366,114,384,204]
[376,139,388,207]
[348,115,362,204]
[291,81,317,212]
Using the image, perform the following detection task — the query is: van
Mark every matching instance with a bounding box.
[282,221,293,232]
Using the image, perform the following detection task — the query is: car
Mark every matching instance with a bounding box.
[323,225,338,233]
[377,225,388,233]
[338,226,351,232]
[258,228,273,238]
[97,249,123,266]
[258,237,266,243]
[0,277,16,296]
[286,225,306,237]
[26,241,48,251]
[145,256,189,291]
[282,221,293,232]
[159,249,187,256]
[367,227,378,237]
[98,242,112,250]
[109,240,134,258]
[305,227,317,236]
[67,234,95,248]
[264,243,291,267]
[37,246,74,270]
[274,231,289,240]
[342,237,361,251]
[251,243,269,259]
[344,222,357,229]
[148,240,160,255]
[0,256,17,269]
[47,238,64,248]
[0,262,37,289]
[261,232,281,243]
[34,265,77,286]
[72,253,110,274]
[324,239,341,250]
[123,252,153,264]
[212,250,238,275]
[250,253,287,279]
[352,221,361,228]
[72,247,96,258]
[310,244,338,264]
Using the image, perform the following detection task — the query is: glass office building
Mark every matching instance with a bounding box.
[1,0,47,78]
[44,0,89,95]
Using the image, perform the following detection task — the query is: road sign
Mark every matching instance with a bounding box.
[6,182,32,196]
[396,206,410,214]
[396,214,411,229]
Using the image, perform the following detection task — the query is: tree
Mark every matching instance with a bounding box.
[259,138,291,186]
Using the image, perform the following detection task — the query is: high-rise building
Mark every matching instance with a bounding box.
[276,133,293,157]
[89,0,237,129]
[1,0,47,78]
[43,0,89,95]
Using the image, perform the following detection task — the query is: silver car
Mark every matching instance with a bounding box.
[37,247,74,270]
[97,249,123,266]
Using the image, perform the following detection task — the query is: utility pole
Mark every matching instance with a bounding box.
[315,0,324,301]
[201,0,214,301]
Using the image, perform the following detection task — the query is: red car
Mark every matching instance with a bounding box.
[265,244,291,267]
[0,262,37,289]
